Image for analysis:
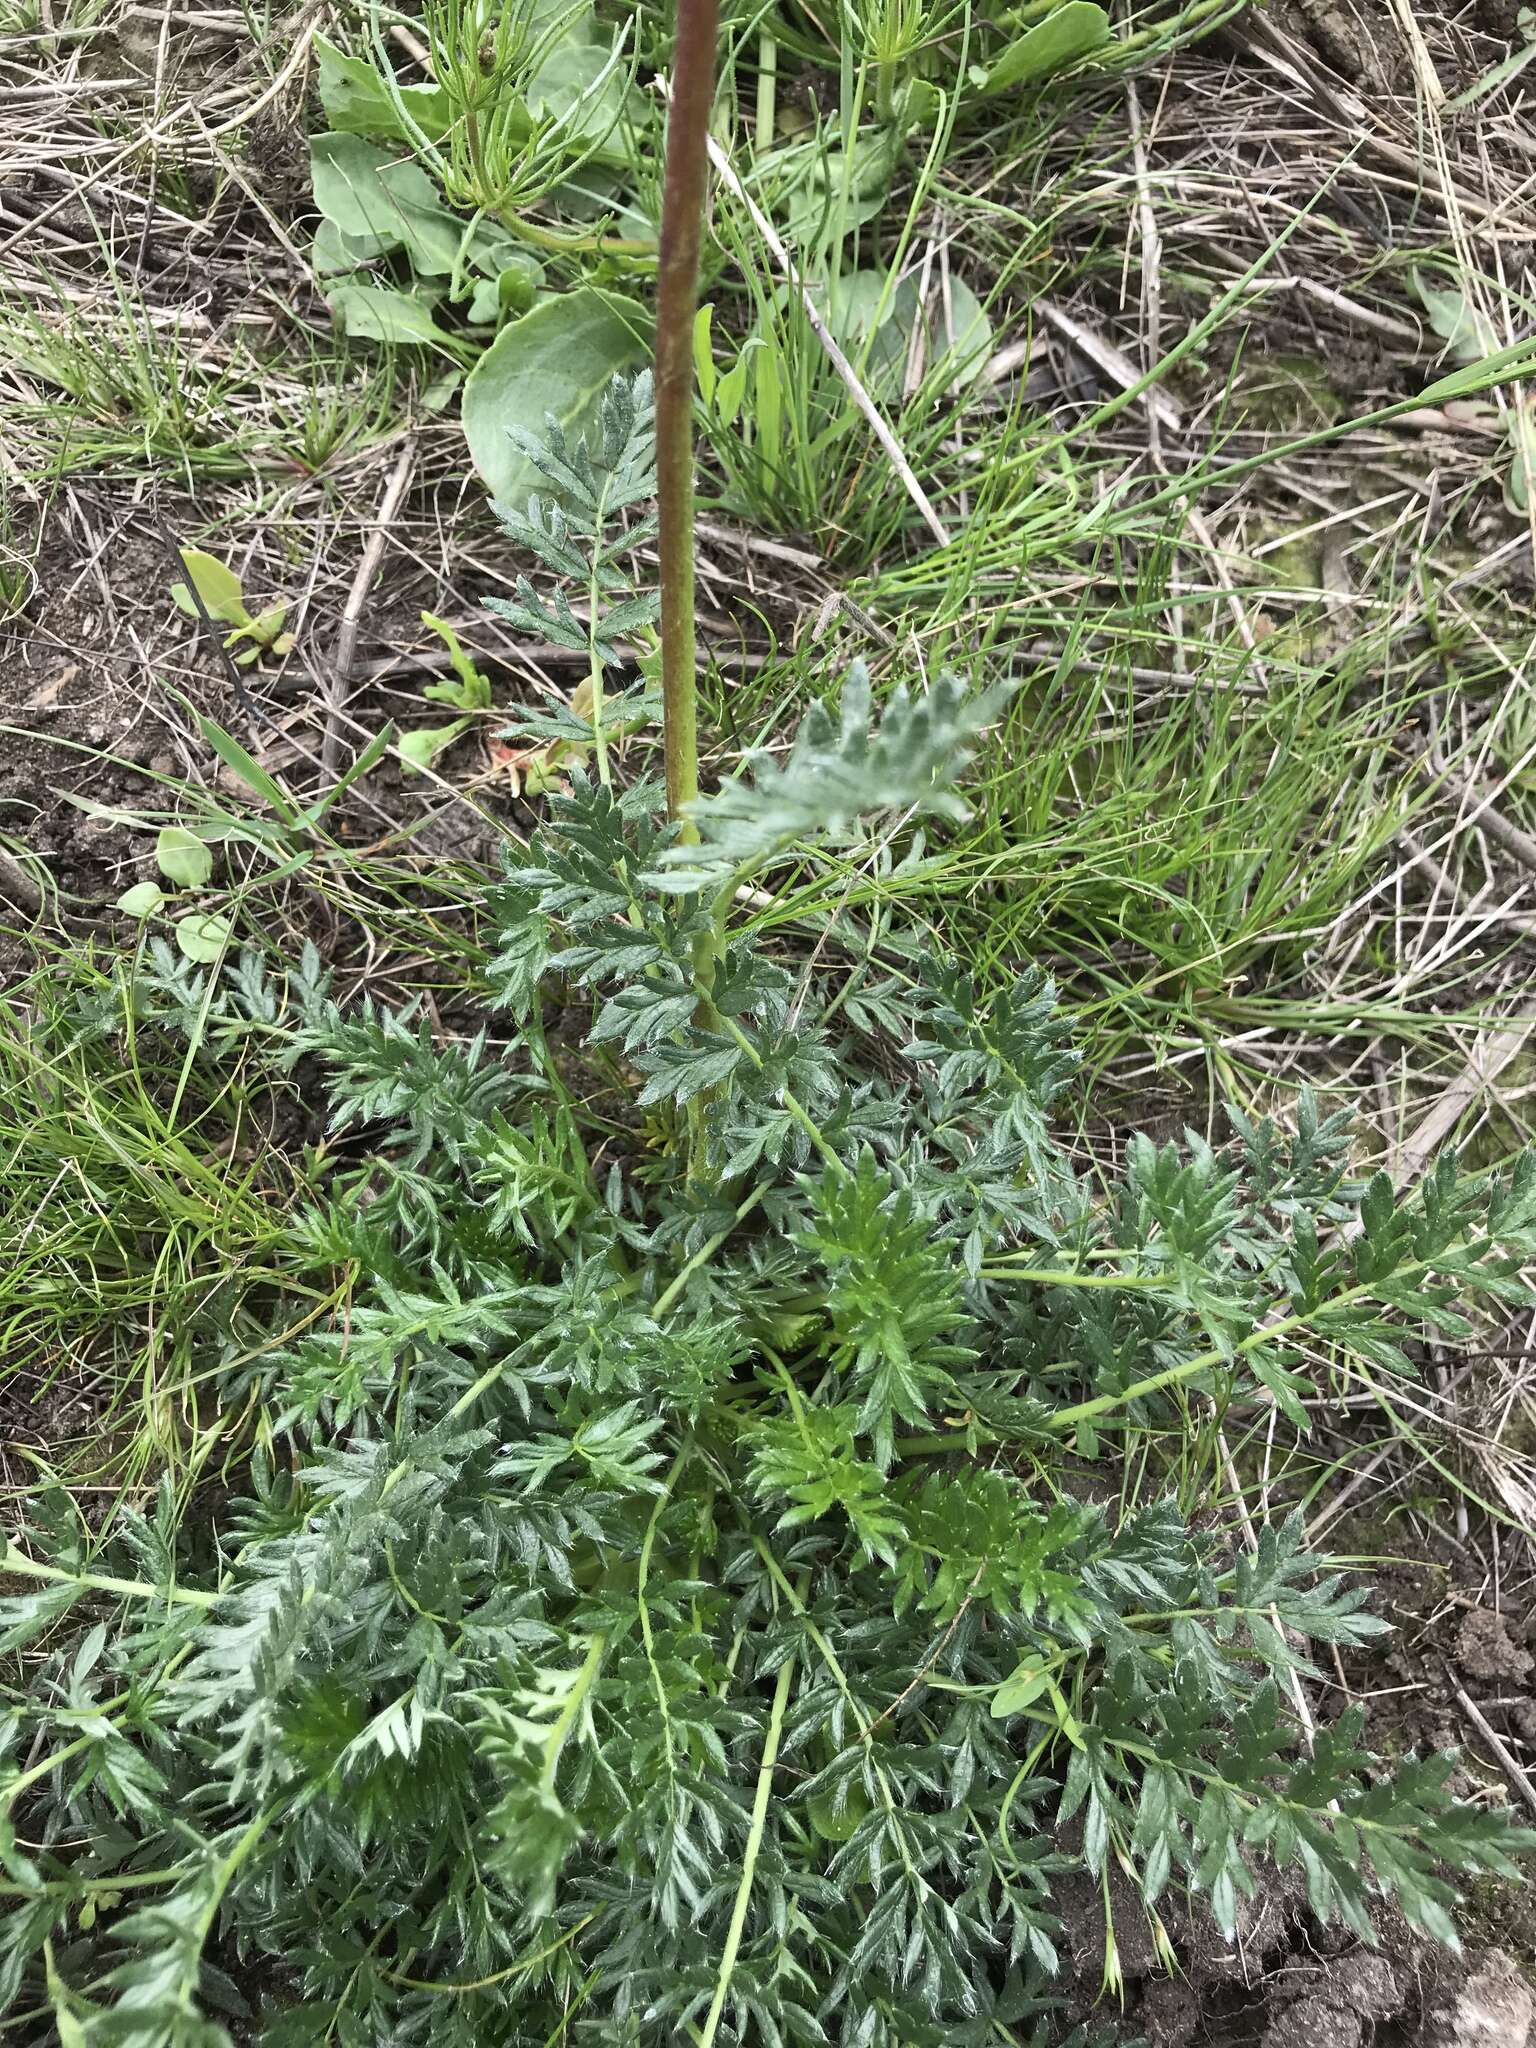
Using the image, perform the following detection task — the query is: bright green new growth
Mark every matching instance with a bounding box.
[398,613,495,772]
[3,406,1535,2038]
[169,549,295,667]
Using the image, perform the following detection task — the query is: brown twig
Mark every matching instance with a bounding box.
[655,0,719,823]
[1440,762,1536,876]
[1393,1006,1536,1187]
[1035,297,1184,439]
[0,846,44,917]
[1443,1661,1536,1820]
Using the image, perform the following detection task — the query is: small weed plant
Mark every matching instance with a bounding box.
[7,385,1536,2048]
[4,13,1536,2047]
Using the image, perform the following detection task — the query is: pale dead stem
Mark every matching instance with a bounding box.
[326,437,420,777]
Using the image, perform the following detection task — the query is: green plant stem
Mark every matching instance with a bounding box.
[874,56,896,126]
[0,1541,217,1610]
[588,570,610,788]
[976,1266,1173,1290]
[698,1651,794,2048]
[198,1810,278,1943]
[656,0,719,831]
[541,1634,607,1793]
[653,1185,768,1316]
[896,1259,1449,1458]
[716,1014,843,1171]
[1049,1272,1425,1434]
[500,215,656,259]
[1093,1724,1436,1846]
[638,1444,691,1790]
[751,1539,870,1733]
[754,26,777,152]
[0,1863,193,1901]
[3,1732,98,1813]
[380,1913,598,1995]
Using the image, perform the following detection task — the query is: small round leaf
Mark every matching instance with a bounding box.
[156,826,214,889]
[175,911,232,963]
[116,880,167,919]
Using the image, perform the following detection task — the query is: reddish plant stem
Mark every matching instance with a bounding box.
[656,0,719,830]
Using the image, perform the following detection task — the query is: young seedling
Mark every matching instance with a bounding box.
[170,549,295,668]
[115,824,231,962]
[399,612,495,772]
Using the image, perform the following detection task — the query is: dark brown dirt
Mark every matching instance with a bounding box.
[1265,0,1519,96]
[1059,1872,1536,2046]
[1047,1515,1536,2046]
[2,495,220,887]
[1455,1605,1534,1686]
[0,477,509,983]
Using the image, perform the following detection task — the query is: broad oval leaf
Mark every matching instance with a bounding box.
[990,1660,1052,1719]
[807,1781,870,1842]
[528,41,639,163]
[821,271,993,395]
[462,287,651,506]
[775,133,894,250]
[981,2,1112,92]
[115,880,166,919]
[170,548,245,624]
[467,264,540,326]
[465,218,544,286]
[175,911,232,963]
[313,217,389,278]
[1411,269,1499,366]
[314,35,453,143]
[155,826,213,889]
[308,133,462,275]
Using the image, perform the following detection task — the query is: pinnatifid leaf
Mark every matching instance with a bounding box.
[652,664,1013,893]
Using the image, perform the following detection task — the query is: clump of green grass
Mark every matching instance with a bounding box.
[0,278,411,485]
[0,938,319,1490]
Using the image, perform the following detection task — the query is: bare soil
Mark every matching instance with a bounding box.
[2,505,168,910]
[1264,0,1514,95]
